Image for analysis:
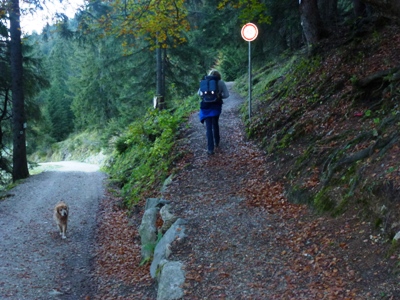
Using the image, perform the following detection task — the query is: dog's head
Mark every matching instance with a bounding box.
[56,202,69,217]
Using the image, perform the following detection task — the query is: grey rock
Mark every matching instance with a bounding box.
[145,198,171,210]
[139,207,159,259]
[157,260,185,300]
[48,289,63,296]
[160,204,178,232]
[161,174,174,193]
[150,218,186,278]
[145,198,162,210]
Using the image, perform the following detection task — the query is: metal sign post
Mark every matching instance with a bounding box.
[241,23,258,119]
[248,41,252,118]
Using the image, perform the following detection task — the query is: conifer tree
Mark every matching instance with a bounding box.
[9,0,29,181]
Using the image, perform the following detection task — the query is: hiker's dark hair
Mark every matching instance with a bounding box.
[208,69,221,80]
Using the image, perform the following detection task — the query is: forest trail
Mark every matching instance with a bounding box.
[0,162,106,300]
[88,82,398,299]
[161,82,399,299]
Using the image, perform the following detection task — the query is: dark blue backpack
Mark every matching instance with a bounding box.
[199,75,219,102]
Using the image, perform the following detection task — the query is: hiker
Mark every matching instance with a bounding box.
[198,69,230,155]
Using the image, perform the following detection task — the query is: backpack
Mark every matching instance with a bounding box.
[199,75,220,102]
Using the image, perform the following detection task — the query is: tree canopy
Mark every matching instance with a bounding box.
[1,0,400,182]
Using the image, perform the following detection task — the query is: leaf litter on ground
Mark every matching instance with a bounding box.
[92,80,399,299]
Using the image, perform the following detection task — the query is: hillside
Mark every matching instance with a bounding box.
[242,22,400,238]
[91,69,399,300]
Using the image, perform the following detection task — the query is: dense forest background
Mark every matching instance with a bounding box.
[1,0,303,184]
[1,0,400,227]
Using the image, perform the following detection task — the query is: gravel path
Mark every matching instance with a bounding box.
[0,161,106,300]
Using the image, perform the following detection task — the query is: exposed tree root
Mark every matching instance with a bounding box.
[355,65,400,87]
[323,132,398,186]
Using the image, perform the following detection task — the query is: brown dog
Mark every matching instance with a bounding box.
[53,201,69,239]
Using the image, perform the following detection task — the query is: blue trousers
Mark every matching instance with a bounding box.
[204,115,220,152]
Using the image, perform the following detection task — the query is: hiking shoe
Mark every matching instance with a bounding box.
[207,150,214,155]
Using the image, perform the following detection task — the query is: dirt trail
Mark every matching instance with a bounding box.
[0,161,106,300]
[161,82,399,299]
[163,82,292,299]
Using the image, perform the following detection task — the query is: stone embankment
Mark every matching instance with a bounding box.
[139,197,186,300]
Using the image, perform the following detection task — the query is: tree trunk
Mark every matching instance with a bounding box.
[155,44,166,110]
[156,46,162,97]
[9,0,29,181]
[299,0,325,46]
[361,0,400,20]
[162,47,166,99]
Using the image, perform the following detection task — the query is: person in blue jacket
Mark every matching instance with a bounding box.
[198,70,230,155]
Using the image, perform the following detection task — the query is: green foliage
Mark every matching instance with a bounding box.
[218,0,272,25]
[219,47,248,81]
[139,256,152,267]
[108,0,190,49]
[106,95,196,207]
[70,38,128,131]
[170,94,200,116]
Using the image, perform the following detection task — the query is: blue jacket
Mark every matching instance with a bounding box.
[199,101,222,123]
